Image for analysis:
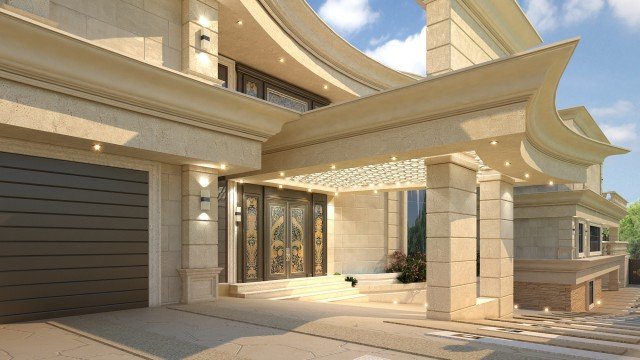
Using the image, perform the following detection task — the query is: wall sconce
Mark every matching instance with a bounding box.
[200,189,211,211]
[235,206,242,223]
[198,29,211,53]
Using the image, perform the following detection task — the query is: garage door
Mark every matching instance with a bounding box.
[0,151,149,323]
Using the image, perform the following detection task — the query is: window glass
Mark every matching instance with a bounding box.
[406,190,426,256]
[588,281,594,305]
[218,64,229,88]
[578,223,584,254]
[590,226,601,252]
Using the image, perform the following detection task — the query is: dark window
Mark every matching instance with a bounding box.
[407,190,426,256]
[588,280,594,305]
[578,223,584,253]
[590,226,601,252]
[218,64,229,88]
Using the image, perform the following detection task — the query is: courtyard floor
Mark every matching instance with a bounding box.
[2,287,640,360]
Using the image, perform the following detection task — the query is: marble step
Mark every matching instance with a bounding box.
[235,281,354,299]
[230,275,345,295]
[317,294,369,303]
[272,287,360,301]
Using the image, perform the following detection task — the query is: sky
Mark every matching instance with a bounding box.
[305,0,640,203]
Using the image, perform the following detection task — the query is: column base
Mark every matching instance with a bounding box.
[427,297,499,321]
[177,268,222,304]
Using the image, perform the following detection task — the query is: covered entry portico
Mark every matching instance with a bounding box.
[232,39,627,320]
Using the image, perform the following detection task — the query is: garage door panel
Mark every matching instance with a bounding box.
[0,302,148,324]
[0,152,148,183]
[0,213,148,230]
[0,151,150,323]
[0,183,148,206]
[0,228,148,242]
[0,242,148,256]
[0,198,148,218]
[0,266,149,286]
[0,290,149,317]
[0,278,149,302]
[0,254,148,272]
[0,168,148,195]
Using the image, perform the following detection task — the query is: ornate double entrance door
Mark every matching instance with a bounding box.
[265,200,308,280]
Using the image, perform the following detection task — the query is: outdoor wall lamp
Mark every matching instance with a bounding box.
[200,189,211,211]
[235,206,242,223]
[198,29,211,52]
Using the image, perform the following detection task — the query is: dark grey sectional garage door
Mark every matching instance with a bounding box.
[0,151,149,323]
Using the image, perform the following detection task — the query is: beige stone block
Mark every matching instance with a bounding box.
[182,47,219,79]
[479,219,513,239]
[479,199,513,220]
[87,17,144,59]
[168,225,181,251]
[425,0,451,24]
[162,249,181,275]
[480,258,513,277]
[85,0,117,24]
[426,213,476,238]
[427,283,476,312]
[50,2,87,38]
[427,187,476,215]
[182,244,217,268]
[162,200,181,226]
[144,37,164,65]
[116,0,169,39]
[427,45,451,75]
[450,22,491,64]
[499,294,514,317]
[479,180,513,202]
[7,0,49,17]
[427,260,476,287]
[427,19,451,49]
[144,0,180,24]
[181,166,217,194]
[480,276,513,298]
[366,208,384,222]
[427,237,476,262]
[182,0,218,31]
[480,238,513,259]
[426,161,477,191]
[341,207,367,222]
[182,219,216,245]
[168,21,182,50]
[168,173,181,200]
[450,46,474,70]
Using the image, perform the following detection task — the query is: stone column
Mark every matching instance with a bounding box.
[182,0,220,82]
[478,172,514,318]
[178,165,221,303]
[425,154,478,320]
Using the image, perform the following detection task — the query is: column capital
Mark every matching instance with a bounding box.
[425,153,478,172]
[477,170,516,184]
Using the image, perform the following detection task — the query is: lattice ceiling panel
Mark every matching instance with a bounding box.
[288,158,427,189]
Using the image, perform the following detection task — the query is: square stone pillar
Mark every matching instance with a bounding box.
[178,165,222,304]
[425,154,478,320]
[478,171,514,318]
[608,268,620,291]
[182,0,220,82]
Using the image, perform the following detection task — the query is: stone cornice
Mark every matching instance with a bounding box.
[0,9,299,142]
[514,189,628,220]
[515,255,626,285]
[559,106,612,144]
[259,0,417,91]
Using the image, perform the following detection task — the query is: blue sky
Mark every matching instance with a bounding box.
[306,0,640,203]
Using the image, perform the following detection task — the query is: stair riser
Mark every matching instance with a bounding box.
[296,289,360,301]
[230,276,345,294]
[240,283,354,299]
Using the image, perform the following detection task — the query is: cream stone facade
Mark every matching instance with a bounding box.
[0,0,630,324]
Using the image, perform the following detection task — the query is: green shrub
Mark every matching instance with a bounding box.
[345,276,358,287]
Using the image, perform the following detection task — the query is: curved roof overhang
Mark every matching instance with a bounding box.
[217,0,416,102]
[251,38,627,187]
[559,106,611,144]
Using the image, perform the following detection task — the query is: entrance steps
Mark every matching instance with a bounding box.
[229,275,368,303]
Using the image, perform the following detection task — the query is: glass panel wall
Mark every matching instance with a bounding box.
[406,190,426,256]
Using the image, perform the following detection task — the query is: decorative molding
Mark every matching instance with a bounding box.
[0,9,298,142]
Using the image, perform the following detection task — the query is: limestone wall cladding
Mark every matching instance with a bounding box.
[585,164,602,195]
[45,0,182,70]
[332,192,386,274]
[386,192,402,256]
[161,163,182,304]
[514,217,574,260]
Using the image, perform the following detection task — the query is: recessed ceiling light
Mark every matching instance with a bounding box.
[278,58,285,63]
[220,164,227,170]
[307,188,312,193]
[524,173,530,179]
[505,161,511,167]
[239,179,244,184]
[323,84,329,90]
[330,164,336,170]
[236,20,243,25]
[92,144,102,152]
[548,180,554,186]
[278,184,283,189]
[490,140,498,145]
[279,171,285,177]
[391,156,397,161]
[373,189,378,194]
[334,192,339,196]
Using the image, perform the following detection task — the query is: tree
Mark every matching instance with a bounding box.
[620,201,640,259]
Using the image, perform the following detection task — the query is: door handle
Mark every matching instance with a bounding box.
[286,247,291,261]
